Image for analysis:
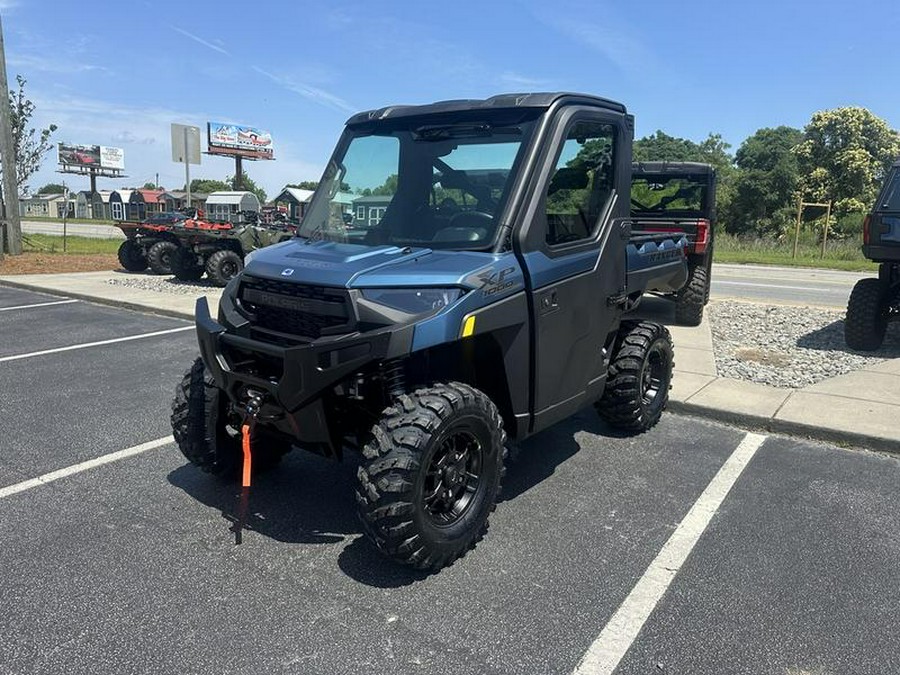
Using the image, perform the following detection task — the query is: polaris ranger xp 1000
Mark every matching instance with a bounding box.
[172,93,688,571]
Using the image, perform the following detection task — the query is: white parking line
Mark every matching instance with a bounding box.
[0,325,193,363]
[0,436,173,500]
[0,299,79,312]
[573,431,767,675]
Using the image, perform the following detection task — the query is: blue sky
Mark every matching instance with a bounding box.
[4,0,899,198]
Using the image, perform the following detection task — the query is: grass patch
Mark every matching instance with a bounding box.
[714,233,878,272]
[22,233,122,255]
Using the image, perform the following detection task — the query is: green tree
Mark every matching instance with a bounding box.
[360,174,398,197]
[142,181,159,190]
[7,75,57,195]
[229,173,267,203]
[287,180,319,191]
[187,178,231,194]
[36,182,67,195]
[727,126,803,235]
[795,107,900,219]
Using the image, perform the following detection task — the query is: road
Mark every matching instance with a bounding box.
[2,284,899,675]
[711,263,872,309]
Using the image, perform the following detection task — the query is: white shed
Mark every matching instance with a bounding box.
[205,191,261,222]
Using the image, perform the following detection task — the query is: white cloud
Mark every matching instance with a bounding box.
[251,66,356,114]
[8,54,111,75]
[170,26,229,56]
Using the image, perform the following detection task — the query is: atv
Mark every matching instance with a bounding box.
[169,212,296,287]
[845,161,900,350]
[171,92,688,571]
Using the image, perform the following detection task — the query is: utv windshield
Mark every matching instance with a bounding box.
[878,168,900,211]
[298,116,537,250]
[630,175,711,216]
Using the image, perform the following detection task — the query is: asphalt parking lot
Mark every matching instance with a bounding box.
[2,285,899,675]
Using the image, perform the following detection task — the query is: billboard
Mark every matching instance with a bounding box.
[58,143,125,170]
[207,122,274,159]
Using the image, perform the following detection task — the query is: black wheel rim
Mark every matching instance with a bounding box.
[641,344,666,406]
[423,430,483,526]
[222,261,238,279]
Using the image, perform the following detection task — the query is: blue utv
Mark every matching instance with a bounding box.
[171,93,688,571]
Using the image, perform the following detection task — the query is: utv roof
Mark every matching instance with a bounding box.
[346,92,626,126]
[632,161,715,174]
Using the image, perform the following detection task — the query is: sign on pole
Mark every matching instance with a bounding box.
[171,123,201,207]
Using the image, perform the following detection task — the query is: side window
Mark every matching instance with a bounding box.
[544,121,616,246]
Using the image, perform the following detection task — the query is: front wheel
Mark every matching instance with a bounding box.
[206,249,243,286]
[596,320,673,433]
[356,382,507,571]
[171,357,291,477]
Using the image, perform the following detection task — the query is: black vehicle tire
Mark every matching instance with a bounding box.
[117,239,147,272]
[206,249,244,287]
[147,241,179,275]
[844,278,888,351]
[674,264,708,327]
[170,247,204,282]
[596,320,673,433]
[171,357,291,477]
[356,382,507,571]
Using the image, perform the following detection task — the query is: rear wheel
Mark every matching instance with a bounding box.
[206,249,243,286]
[117,239,147,272]
[147,241,178,275]
[596,320,673,433]
[170,247,204,282]
[674,264,708,326]
[845,278,888,351]
[171,357,291,477]
[356,382,507,571]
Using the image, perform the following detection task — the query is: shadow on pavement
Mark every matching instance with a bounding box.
[169,409,621,588]
[797,319,900,357]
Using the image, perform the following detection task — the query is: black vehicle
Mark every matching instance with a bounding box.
[629,162,716,325]
[115,211,187,275]
[171,92,688,571]
[845,161,900,350]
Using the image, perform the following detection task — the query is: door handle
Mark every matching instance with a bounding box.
[540,290,559,315]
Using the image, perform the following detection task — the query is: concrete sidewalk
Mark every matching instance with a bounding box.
[2,270,897,454]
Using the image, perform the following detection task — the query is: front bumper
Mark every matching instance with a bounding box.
[195,297,412,446]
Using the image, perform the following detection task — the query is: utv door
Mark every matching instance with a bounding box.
[516,110,630,433]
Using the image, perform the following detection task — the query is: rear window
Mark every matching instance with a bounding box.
[878,169,900,211]
[631,175,709,215]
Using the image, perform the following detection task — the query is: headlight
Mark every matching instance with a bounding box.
[360,288,464,314]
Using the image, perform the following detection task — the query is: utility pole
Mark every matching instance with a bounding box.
[0,12,22,254]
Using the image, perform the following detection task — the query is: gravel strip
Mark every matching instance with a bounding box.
[708,300,900,388]
[106,275,218,295]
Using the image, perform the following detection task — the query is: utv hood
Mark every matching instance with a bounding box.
[243,239,496,289]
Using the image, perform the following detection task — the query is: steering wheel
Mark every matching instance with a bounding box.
[448,211,493,229]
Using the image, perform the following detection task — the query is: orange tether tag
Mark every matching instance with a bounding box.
[241,423,253,488]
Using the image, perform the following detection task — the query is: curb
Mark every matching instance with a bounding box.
[0,278,195,322]
[669,400,898,456]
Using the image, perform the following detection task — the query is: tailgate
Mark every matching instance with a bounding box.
[864,211,900,262]
[631,217,710,254]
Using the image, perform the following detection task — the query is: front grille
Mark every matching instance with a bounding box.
[239,276,351,340]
